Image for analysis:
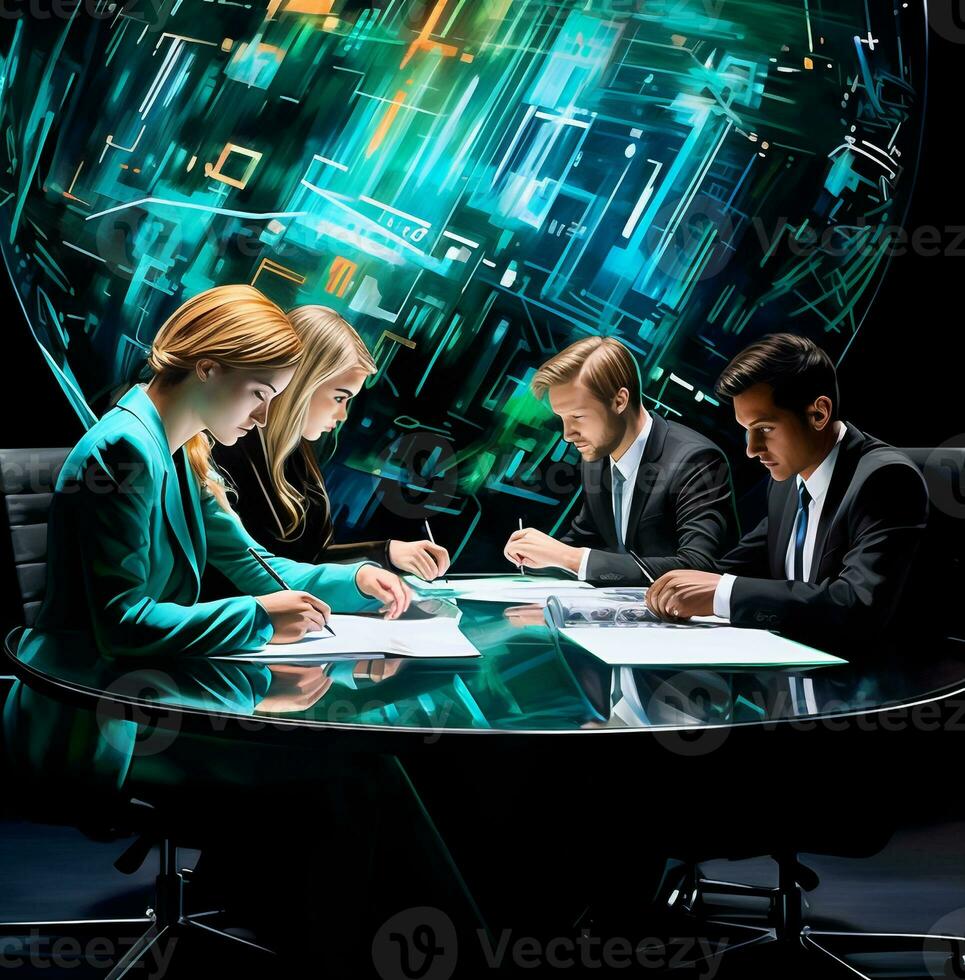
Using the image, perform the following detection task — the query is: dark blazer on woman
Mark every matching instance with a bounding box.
[210,431,393,569]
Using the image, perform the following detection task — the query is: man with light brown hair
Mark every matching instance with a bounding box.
[504,336,738,585]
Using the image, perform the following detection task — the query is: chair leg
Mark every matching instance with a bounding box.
[183,916,276,956]
[803,928,965,979]
[103,923,169,980]
[803,928,965,954]
[633,920,776,972]
[802,930,885,979]
[681,921,775,969]
[0,917,153,934]
[182,909,226,922]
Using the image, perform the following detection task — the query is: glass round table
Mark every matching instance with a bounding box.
[4,592,965,979]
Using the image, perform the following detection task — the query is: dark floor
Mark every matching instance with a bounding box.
[1,815,963,978]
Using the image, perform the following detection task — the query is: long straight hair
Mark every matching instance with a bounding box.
[262,305,376,537]
[147,284,303,508]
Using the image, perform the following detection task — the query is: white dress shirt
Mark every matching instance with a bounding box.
[713,421,847,619]
[609,667,651,726]
[576,414,654,581]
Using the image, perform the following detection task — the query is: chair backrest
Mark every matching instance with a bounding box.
[900,447,965,638]
[0,449,70,626]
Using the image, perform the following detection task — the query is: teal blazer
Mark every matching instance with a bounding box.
[19,384,378,661]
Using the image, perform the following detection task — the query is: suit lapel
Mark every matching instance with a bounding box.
[772,483,798,578]
[626,413,668,541]
[808,424,864,583]
[117,385,201,589]
[160,465,201,588]
[180,449,206,575]
[586,457,617,547]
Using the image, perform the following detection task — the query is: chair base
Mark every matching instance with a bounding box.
[0,840,275,978]
[663,921,965,978]
[656,857,965,979]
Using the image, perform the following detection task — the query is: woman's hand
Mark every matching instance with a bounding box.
[388,539,451,581]
[353,659,405,684]
[356,566,413,620]
[256,591,332,643]
[257,664,333,712]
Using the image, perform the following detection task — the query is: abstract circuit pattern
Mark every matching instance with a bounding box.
[0,1,924,565]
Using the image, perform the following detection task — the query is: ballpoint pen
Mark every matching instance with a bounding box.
[246,546,336,636]
[627,548,655,585]
[518,517,526,577]
[423,519,450,584]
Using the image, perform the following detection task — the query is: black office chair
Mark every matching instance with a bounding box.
[903,447,965,643]
[0,448,67,756]
[651,447,965,978]
[0,448,274,978]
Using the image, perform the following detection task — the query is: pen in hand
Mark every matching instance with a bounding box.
[423,519,449,584]
[246,546,336,636]
[517,517,527,577]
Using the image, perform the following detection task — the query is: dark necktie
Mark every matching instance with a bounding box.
[793,482,812,581]
[612,467,627,552]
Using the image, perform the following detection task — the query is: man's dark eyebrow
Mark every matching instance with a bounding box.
[746,416,778,426]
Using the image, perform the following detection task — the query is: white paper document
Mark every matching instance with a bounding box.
[220,613,481,662]
[559,624,845,668]
[405,574,594,604]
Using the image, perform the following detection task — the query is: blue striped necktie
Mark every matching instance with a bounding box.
[793,481,812,580]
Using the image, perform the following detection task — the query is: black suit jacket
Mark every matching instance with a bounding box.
[560,413,738,586]
[717,422,929,648]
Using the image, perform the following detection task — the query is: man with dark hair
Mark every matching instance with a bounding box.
[504,337,738,585]
[646,333,929,650]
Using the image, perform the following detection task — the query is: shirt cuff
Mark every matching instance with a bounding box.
[577,548,591,582]
[350,560,382,604]
[251,598,275,645]
[713,574,736,621]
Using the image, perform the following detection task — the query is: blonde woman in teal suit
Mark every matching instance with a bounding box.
[18,284,410,663]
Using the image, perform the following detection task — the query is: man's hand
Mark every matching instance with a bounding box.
[504,527,582,573]
[356,566,412,620]
[646,570,722,621]
[503,604,546,627]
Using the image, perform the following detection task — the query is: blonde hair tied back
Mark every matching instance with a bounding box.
[147,284,303,509]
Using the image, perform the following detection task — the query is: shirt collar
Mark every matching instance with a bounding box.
[611,413,653,481]
[799,420,847,502]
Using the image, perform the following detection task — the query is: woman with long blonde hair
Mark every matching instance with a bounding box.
[212,304,450,580]
[19,285,409,663]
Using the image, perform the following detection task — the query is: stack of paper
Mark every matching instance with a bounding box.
[405,574,594,604]
[559,624,844,668]
[220,613,481,662]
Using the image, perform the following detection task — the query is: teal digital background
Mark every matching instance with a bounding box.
[0,1,924,566]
